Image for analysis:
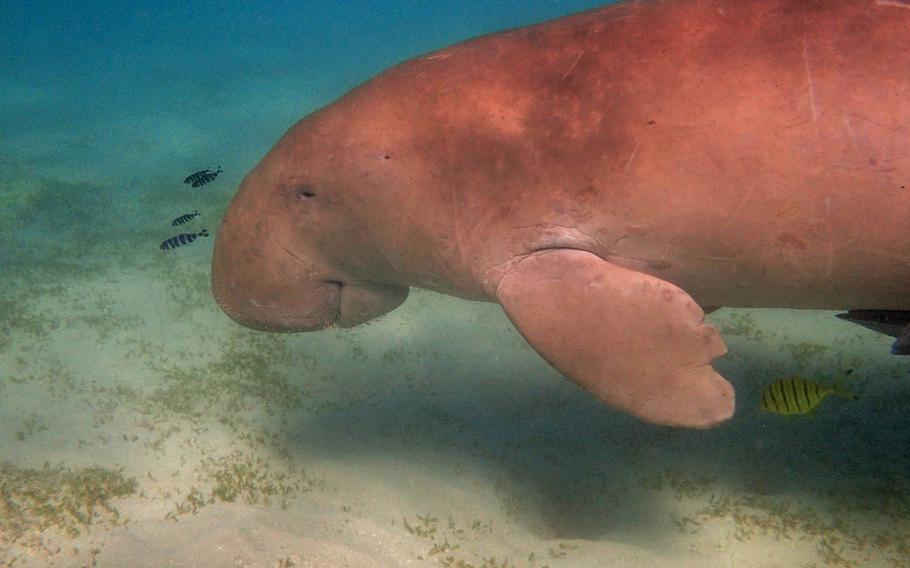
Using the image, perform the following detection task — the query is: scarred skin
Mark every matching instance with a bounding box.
[212,0,910,428]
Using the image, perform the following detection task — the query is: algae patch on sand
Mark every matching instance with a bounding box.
[0,463,137,545]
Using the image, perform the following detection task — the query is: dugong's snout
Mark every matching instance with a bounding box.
[211,189,409,332]
[213,237,409,332]
[212,266,343,332]
[212,224,410,332]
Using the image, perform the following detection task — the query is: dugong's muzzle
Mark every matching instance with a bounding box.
[211,193,408,332]
[212,238,408,331]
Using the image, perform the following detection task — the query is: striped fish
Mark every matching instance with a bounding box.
[760,376,857,416]
[183,167,223,188]
[171,210,201,226]
[160,229,209,251]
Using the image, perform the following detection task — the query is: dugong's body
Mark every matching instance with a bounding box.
[212,0,910,428]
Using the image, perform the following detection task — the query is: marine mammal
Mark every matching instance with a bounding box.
[211,0,910,428]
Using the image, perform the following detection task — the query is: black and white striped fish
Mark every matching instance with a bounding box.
[183,167,223,188]
[160,229,209,251]
[171,210,201,226]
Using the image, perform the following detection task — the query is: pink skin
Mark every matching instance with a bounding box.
[212,0,910,428]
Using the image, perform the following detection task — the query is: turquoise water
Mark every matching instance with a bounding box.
[2,1,908,567]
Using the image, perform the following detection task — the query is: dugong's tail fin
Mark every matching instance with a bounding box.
[893,326,910,355]
[836,310,910,355]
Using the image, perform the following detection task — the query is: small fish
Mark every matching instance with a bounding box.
[183,167,223,188]
[171,210,201,226]
[760,376,857,416]
[160,229,209,251]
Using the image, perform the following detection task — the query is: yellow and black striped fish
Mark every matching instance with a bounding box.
[760,376,857,416]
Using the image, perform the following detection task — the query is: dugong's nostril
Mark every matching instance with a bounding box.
[294,187,316,200]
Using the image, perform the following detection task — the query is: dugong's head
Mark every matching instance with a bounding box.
[211,102,411,332]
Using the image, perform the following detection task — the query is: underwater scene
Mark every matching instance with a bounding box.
[2,0,909,566]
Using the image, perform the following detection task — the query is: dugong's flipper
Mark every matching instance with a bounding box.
[496,249,733,428]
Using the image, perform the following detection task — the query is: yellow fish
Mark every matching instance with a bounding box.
[760,376,858,416]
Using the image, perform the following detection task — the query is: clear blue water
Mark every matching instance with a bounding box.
[1,1,908,567]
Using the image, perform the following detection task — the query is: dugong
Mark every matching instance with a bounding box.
[212,0,910,428]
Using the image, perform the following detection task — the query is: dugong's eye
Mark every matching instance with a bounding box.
[294,186,316,200]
